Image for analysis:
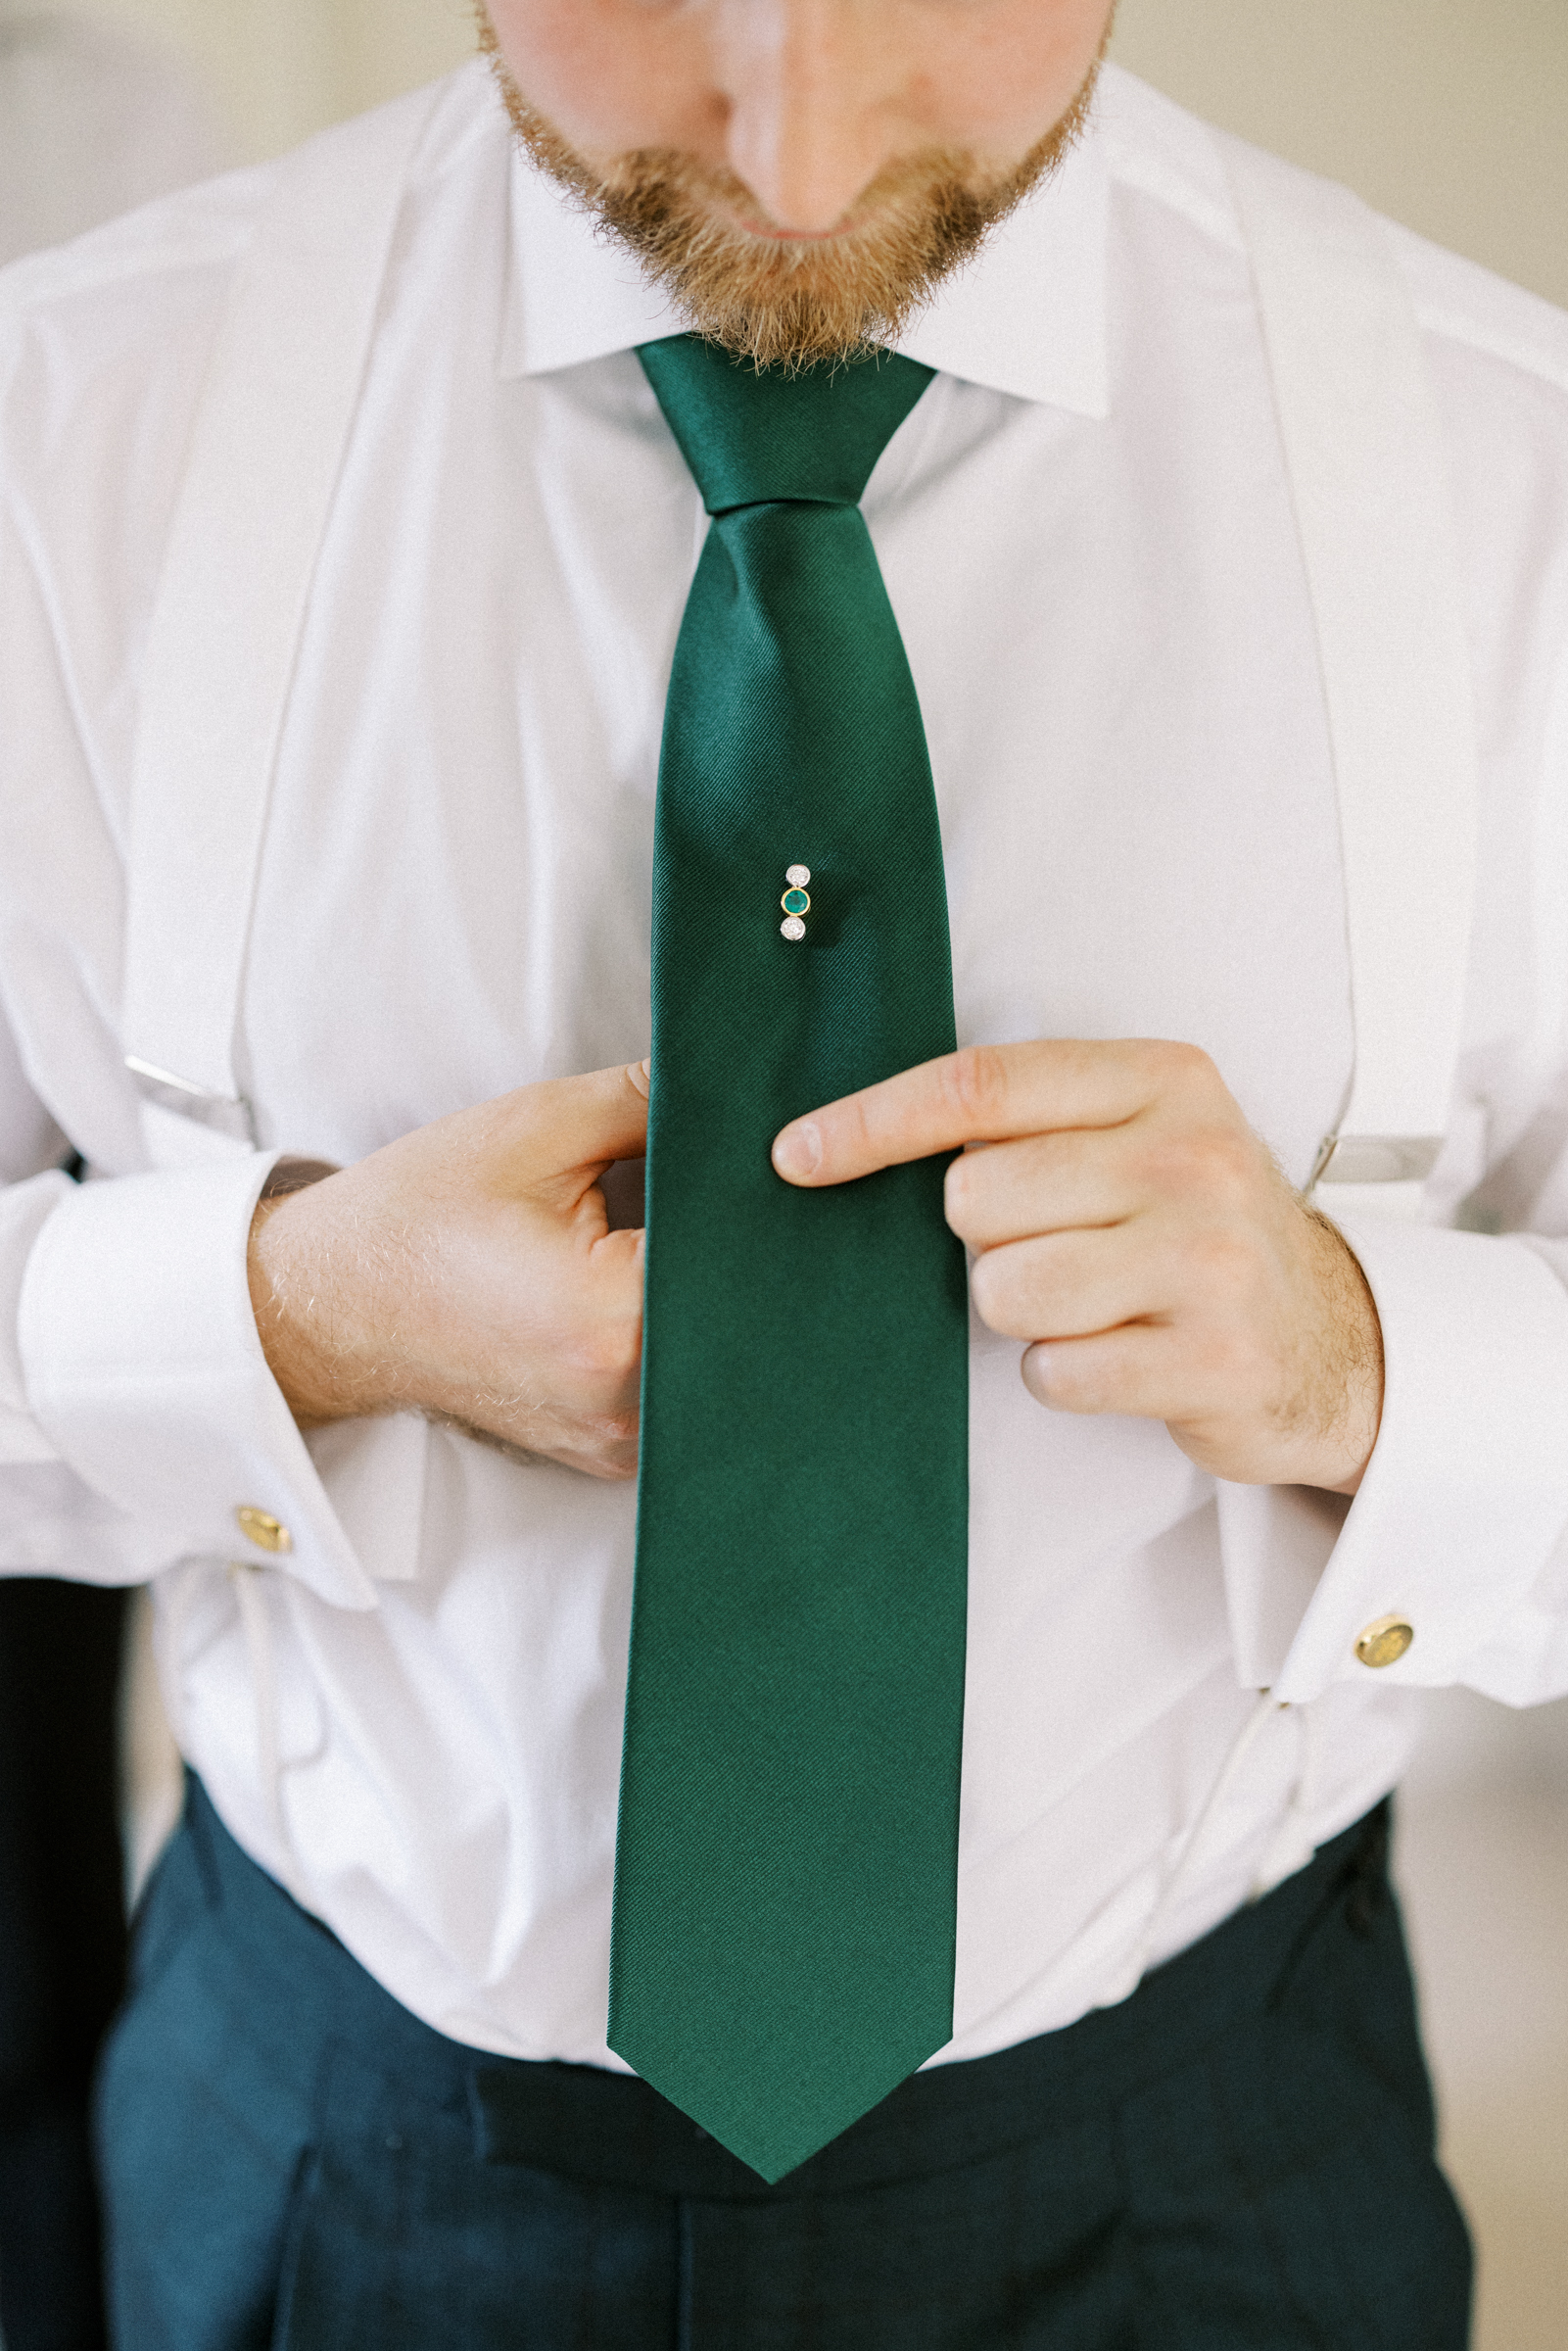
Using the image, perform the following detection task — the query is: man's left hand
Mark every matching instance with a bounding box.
[772,1040,1383,1495]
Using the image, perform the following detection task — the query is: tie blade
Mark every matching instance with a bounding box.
[614,1142,968,2181]
[609,1554,962,2183]
[621,335,967,2192]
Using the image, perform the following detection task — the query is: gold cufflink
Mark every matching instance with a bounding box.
[781,864,811,941]
[1354,1615,1413,1669]
[236,1506,293,1555]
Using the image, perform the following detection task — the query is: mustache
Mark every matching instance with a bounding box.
[587,143,1057,366]
[477,15,1102,369]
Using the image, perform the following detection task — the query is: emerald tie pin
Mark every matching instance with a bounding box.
[782,864,811,940]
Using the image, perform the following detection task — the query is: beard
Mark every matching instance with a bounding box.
[476,13,1105,370]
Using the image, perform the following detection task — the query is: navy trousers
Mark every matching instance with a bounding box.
[97,1780,1471,2349]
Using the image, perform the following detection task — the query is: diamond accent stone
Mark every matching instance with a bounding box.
[781,916,806,941]
[785,864,811,888]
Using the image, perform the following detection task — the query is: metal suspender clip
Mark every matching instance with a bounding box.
[1308,1133,1444,1189]
[124,1055,259,1146]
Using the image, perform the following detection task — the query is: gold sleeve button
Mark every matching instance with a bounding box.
[235,1506,293,1556]
[1355,1615,1413,1669]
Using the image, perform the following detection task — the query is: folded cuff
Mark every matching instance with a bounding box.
[18,1157,377,1610]
[1274,1219,1568,1702]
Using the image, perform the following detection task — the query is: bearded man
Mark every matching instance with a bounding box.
[2,1,1566,2343]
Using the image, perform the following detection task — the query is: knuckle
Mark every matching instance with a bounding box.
[944,1043,1009,1131]
[1155,1039,1219,1093]
[1197,1325,1273,1410]
[1188,1319,1246,1385]
[1207,1128,1261,1199]
[969,1247,1000,1322]
[594,1410,641,1447]
[1140,1119,1258,1213]
[835,1093,874,1169]
[1031,1347,1108,1416]
[943,1151,980,1232]
[572,1415,642,1480]
[1042,1354,1083,1408]
[969,1247,1017,1332]
[577,1319,642,1386]
[1186,1223,1258,1294]
[564,1403,641,1451]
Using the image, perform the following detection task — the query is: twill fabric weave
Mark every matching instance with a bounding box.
[608,336,970,2183]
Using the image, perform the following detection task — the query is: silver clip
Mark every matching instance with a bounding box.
[125,1055,259,1146]
[1308,1133,1444,1187]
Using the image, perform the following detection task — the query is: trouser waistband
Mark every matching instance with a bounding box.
[164,1776,1391,2200]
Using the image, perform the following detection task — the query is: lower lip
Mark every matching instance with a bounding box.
[728,210,862,244]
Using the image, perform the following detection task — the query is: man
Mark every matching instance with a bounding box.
[0,15,217,2348]
[1,0,1566,2341]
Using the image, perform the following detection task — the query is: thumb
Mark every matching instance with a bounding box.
[494,1060,650,1205]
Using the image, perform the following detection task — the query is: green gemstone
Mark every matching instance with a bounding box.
[782,888,810,916]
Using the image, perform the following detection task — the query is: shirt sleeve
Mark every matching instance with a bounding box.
[0,227,375,1609]
[1271,1214,1568,1707]
[9,1149,378,1608]
[1262,346,1568,1714]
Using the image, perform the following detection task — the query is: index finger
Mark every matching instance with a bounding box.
[771,1040,1187,1187]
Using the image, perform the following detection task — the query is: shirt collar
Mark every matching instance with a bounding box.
[499,120,1108,417]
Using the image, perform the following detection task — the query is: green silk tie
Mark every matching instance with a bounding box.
[609,334,970,2183]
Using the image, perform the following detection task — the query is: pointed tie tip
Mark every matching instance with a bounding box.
[608,2029,953,2186]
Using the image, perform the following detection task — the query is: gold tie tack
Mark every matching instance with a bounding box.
[781,865,811,940]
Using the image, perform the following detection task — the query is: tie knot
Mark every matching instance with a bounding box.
[639,335,934,516]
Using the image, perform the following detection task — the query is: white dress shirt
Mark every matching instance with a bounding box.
[3,59,1568,2073]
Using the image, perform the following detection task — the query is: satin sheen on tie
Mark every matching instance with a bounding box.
[608,334,970,2184]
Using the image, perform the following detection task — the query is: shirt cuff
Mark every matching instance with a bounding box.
[1273,1218,1568,1703]
[17,1156,377,1610]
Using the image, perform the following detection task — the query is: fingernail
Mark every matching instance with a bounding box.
[773,1121,822,1180]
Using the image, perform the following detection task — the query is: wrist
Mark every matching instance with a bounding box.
[1301,1208,1384,1495]
[248,1166,377,1428]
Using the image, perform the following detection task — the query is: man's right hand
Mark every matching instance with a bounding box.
[247,1061,650,1480]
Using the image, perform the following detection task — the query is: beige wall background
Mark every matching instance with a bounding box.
[1113,0,1568,311]
[69,0,1568,310]
[74,0,478,167]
